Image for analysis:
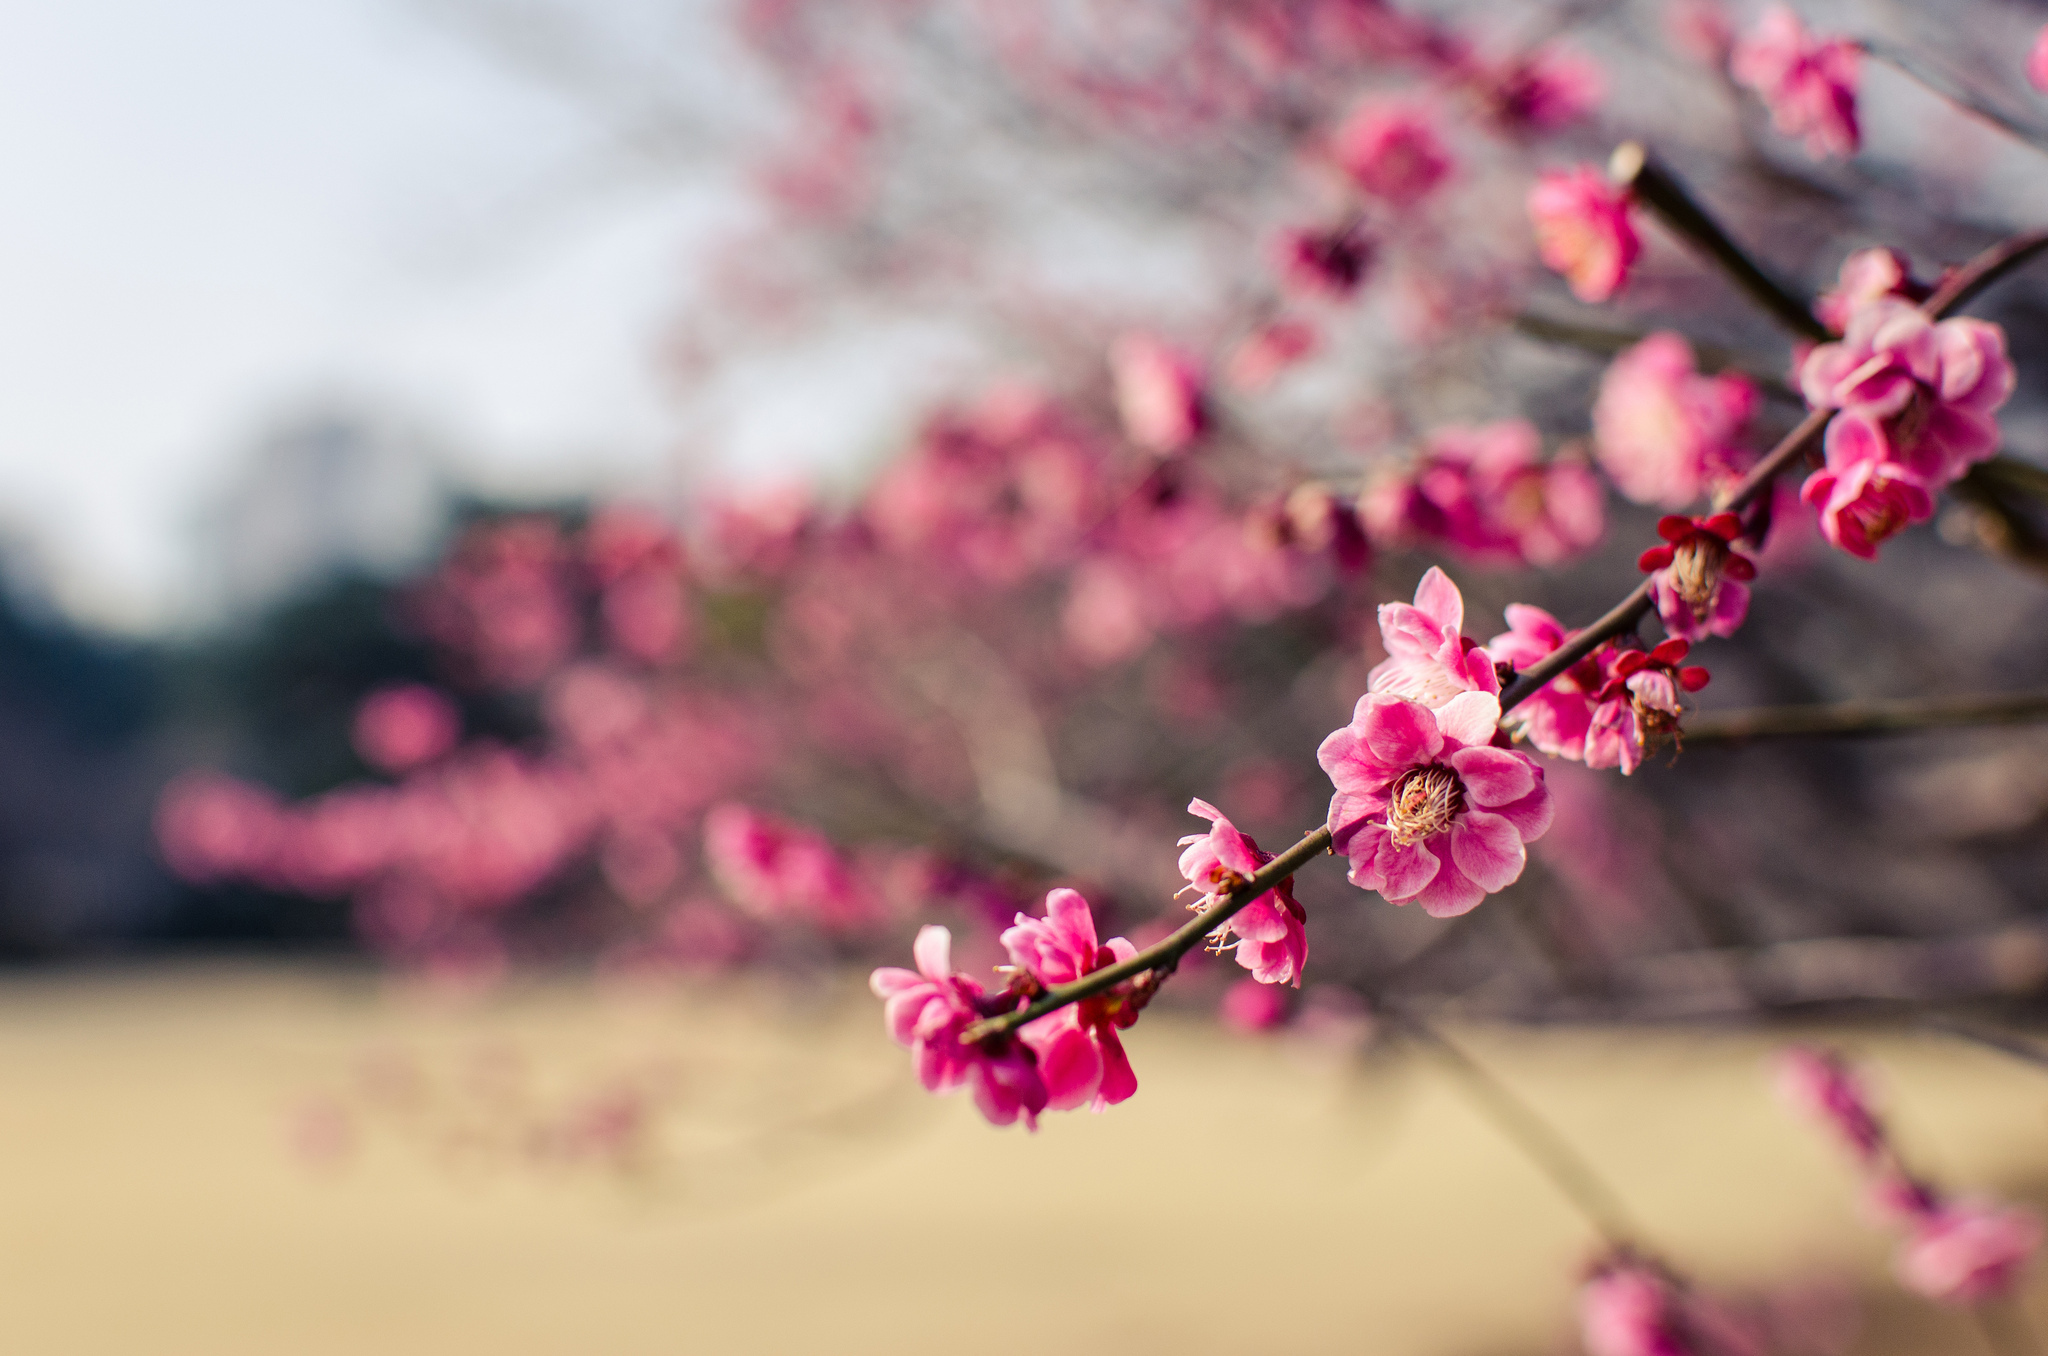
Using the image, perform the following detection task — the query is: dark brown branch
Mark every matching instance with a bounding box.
[1926,230,2048,319]
[1682,691,2048,744]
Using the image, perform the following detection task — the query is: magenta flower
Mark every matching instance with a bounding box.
[1896,1201,2043,1305]
[1776,1045,1886,1162]
[1731,5,1860,160]
[1592,332,1758,508]
[1274,226,1373,301]
[1529,165,1640,303]
[703,803,880,931]
[1473,46,1605,133]
[870,925,1048,1130]
[1814,248,1925,335]
[1367,566,1502,709]
[1799,298,2014,485]
[1317,691,1553,918]
[1361,420,1606,568]
[1639,512,1757,643]
[1488,604,1601,762]
[1110,331,1207,455]
[1329,99,1452,207]
[1178,798,1307,987]
[1585,639,1710,775]
[1799,414,1937,560]
[353,685,462,775]
[1002,889,1142,1111]
[2031,24,2048,93]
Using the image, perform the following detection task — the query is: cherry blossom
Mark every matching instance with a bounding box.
[1799,414,1936,560]
[1177,798,1307,986]
[1471,46,1604,133]
[1367,566,1501,709]
[1274,225,1373,301]
[1814,248,1925,335]
[1329,99,1452,206]
[1361,420,1605,568]
[1002,889,1143,1111]
[1318,691,1553,918]
[1639,513,1757,643]
[1896,1201,2043,1305]
[1529,165,1640,303]
[871,925,1049,1129]
[1731,5,1861,160]
[1585,638,1710,775]
[1592,333,1758,509]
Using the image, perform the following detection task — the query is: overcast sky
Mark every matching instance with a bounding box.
[0,0,760,631]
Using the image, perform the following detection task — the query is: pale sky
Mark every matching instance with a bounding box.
[0,0,758,631]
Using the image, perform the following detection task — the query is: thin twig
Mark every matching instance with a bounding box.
[1682,691,2048,744]
[1608,142,1830,341]
[1927,230,2048,318]
[1395,1013,1641,1248]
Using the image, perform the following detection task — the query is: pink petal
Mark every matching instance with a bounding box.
[870,966,923,998]
[1490,784,1555,842]
[1092,1028,1138,1109]
[1434,690,1503,748]
[1412,856,1487,917]
[1371,835,1441,901]
[1185,797,1224,825]
[1033,1021,1104,1111]
[1229,897,1290,943]
[1448,745,1536,807]
[912,924,953,980]
[1360,694,1444,766]
[1449,809,1528,891]
[1412,565,1464,632]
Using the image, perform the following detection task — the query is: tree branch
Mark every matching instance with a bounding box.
[1682,691,2048,744]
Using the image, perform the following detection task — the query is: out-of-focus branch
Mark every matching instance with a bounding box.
[1682,691,2048,744]
[1861,41,2048,159]
[1608,141,1831,342]
[1926,230,2048,318]
[1948,462,2048,576]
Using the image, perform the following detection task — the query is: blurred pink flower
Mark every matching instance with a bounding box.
[871,925,1048,1129]
[353,685,462,775]
[1530,165,1639,303]
[1799,299,2014,485]
[1473,46,1604,132]
[1274,226,1373,300]
[1329,99,1452,206]
[1367,566,1501,709]
[1777,1046,1886,1162]
[1488,604,1600,762]
[1799,415,1936,560]
[1110,332,1207,455]
[1362,420,1606,568]
[2031,24,2048,93]
[1896,1201,2042,1305]
[1318,691,1553,918]
[155,772,284,883]
[1003,888,1142,1112]
[1731,5,1860,159]
[1666,0,1734,66]
[1178,798,1307,986]
[1227,319,1321,391]
[1639,512,1757,643]
[1585,638,1709,775]
[1814,248,1925,335]
[1593,332,1758,508]
[703,803,880,931]
[1219,976,1292,1033]
[1580,1264,1693,1356]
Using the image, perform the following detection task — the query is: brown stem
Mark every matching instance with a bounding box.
[1609,142,1830,342]
[1926,230,2048,319]
[1682,691,2048,744]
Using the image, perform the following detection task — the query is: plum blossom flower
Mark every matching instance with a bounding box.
[1001,889,1144,1111]
[1586,638,1710,775]
[870,925,1048,1129]
[1731,5,1860,160]
[1472,46,1604,132]
[1177,798,1307,986]
[1814,248,1925,335]
[1639,513,1757,642]
[1488,605,1601,762]
[1318,691,1553,918]
[1799,299,2015,485]
[1361,420,1605,568]
[1799,414,1936,560]
[1274,225,1373,300]
[1329,99,1452,206]
[1896,1202,2043,1305]
[1110,332,1207,455]
[1529,165,1640,303]
[1592,333,1758,508]
[1367,566,1501,708]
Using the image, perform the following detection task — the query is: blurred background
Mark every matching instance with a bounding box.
[4,0,2048,1350]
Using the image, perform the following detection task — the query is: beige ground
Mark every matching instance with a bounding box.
[0,964,2043,1355]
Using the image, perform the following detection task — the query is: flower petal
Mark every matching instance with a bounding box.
[1412,857,1486,918]
[1448,745,1536,807]
[1434,690,1503,748]
[1449,809,1527,891]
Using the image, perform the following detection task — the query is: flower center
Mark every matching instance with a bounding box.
[1386,764,1466,846]
[1669,535,1727,617]
[1846,493,1906,545]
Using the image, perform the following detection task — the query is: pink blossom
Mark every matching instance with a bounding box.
[1592,333,1758,508]
[1814,248,1925,335]
[1227,319,1320,391]
[1473,46,1604,133]
[2031,25,2048,94]
[1731,5,1860,159]
[1799,414,1936,560]
[1274,226,1373,301]
[1638,513,1757,643]
[1580,1264,1695,1356]
[1585,638,1710,775]
[1328,99,1452,206]
[1002,888,1143,1111]
[1110,332,1207,455]
[1367,566,1501,709]
[1361,421,1606,568]
[1219,977,1291,1033]
[155,772,284,884]
[1177,798,1307,986]
[871,926,1049,1129]
[1488,604,1600,762]
[1530,165,1640,303]
[1317,691,1553,918]
[1799,299,2015,484]
[703,803,880,931]
[1776,1046,1886,1162]
[353,684,462,775]
[1896,1202,2042,1305]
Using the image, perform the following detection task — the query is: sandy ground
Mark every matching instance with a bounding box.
[0,964,2043,1355]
